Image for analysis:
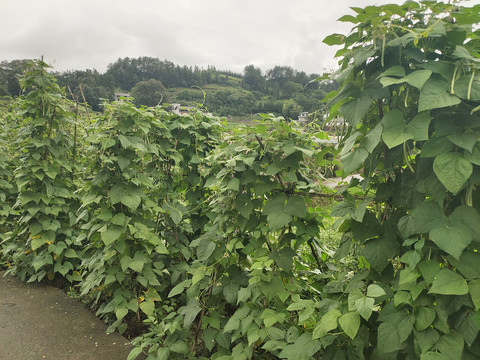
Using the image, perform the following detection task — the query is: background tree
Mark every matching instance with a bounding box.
[0,60,30,97]
[281,98,302,120]
[131,78,167,107]
[242,64,265,92]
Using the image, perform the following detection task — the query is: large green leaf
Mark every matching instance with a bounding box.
[267,213,292,231]
[101,225,123,246]
[405,112,431,141]
[312,309,341,339]
[341,147,369,173]
[263,194,287,216]
[415,307,436,331]
[121,194,141,211]
[362,234,399,272]
[410,201,447,234]
[284,195,306,218]
[429,226,472,260]
[433,152,472,194]
[377,314,415,354]
[235,194,253,219]
[339,312,360,340]
[278,333,322,360]
[468,279,480,310]
[448,252,480,279]
[354,296,374,321]
[437,331,464,360]
[380,70,432,89]
[429,269,468,295]
[419,78,461,112]
[340,96,373,126]
[381,109,409,148]
[447,133,478,153]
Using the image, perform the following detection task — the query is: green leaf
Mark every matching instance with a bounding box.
[101,226,123,246]
[361,122,383,153]
[235,194,253,219]
[263,194,286,216]
[433,152,472,194]
[121,194,141,211]
[366,284,386,298]
[339,312,360,339]
[267,213,292,231]
[162,202,183,225]
[111,213,126,226]
[284,195,306,218]
[416,328,440,354]
[237,287,251,304]
[377,322,402,354]
[378,66,406,78]
[323,33,345,46]
[170,341,189,354]
[181,300,201,328]
[447,133,477,153]
[312,308,341,339]
[197,239,216,261]
[127,347,143,360]
[31,236,45,250]
[437,330,464,360]
[139,299,154,316]
[380,70,432,89]
[340,96,372,126]
[419,78,461,112]
[418,260,441,285]
[453,45,480,63]
[168,280,192,298]
[410,201,447,234]
[110,185,123,204]
[448,252,480,279]
[429,226,472,260]
[449,205,480,241]
[420,352,448,360]
[362,234,399,272]
[116,156,131,171]
[415,307,436,331]
[406,112,431,141]
[377,314,414,354]
[223,317,239,333]
[341,147,369,173]
[115,307,128,320]
[468,279,480,310]
[354,297,374,321]
[64,249,77,258]
[227,178,240,191]
[429,269,468,295]
[128,260,144,273]
[278,333,322,360]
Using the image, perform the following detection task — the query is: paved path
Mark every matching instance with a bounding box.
[0,272,139,360]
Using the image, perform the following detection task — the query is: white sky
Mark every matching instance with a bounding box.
[1,0,415,75]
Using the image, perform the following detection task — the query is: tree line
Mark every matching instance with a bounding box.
[0,57,337,118]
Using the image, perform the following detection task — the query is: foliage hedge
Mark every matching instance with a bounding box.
[1,1,480,360]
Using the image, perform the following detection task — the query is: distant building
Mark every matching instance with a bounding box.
[170,103,211,116]
[298,112,309,123]
[114,93,130,101]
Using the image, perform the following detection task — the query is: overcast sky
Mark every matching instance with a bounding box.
[1,0,408,75]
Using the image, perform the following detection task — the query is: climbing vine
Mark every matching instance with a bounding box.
[324,1,480,358]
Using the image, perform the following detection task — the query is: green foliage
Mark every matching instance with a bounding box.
[2,2,479,360]
[131,78,168,107]
[1,60,80,282]
[324,1,480,358]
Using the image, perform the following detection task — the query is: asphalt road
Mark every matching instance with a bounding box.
[0,272,139,360]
